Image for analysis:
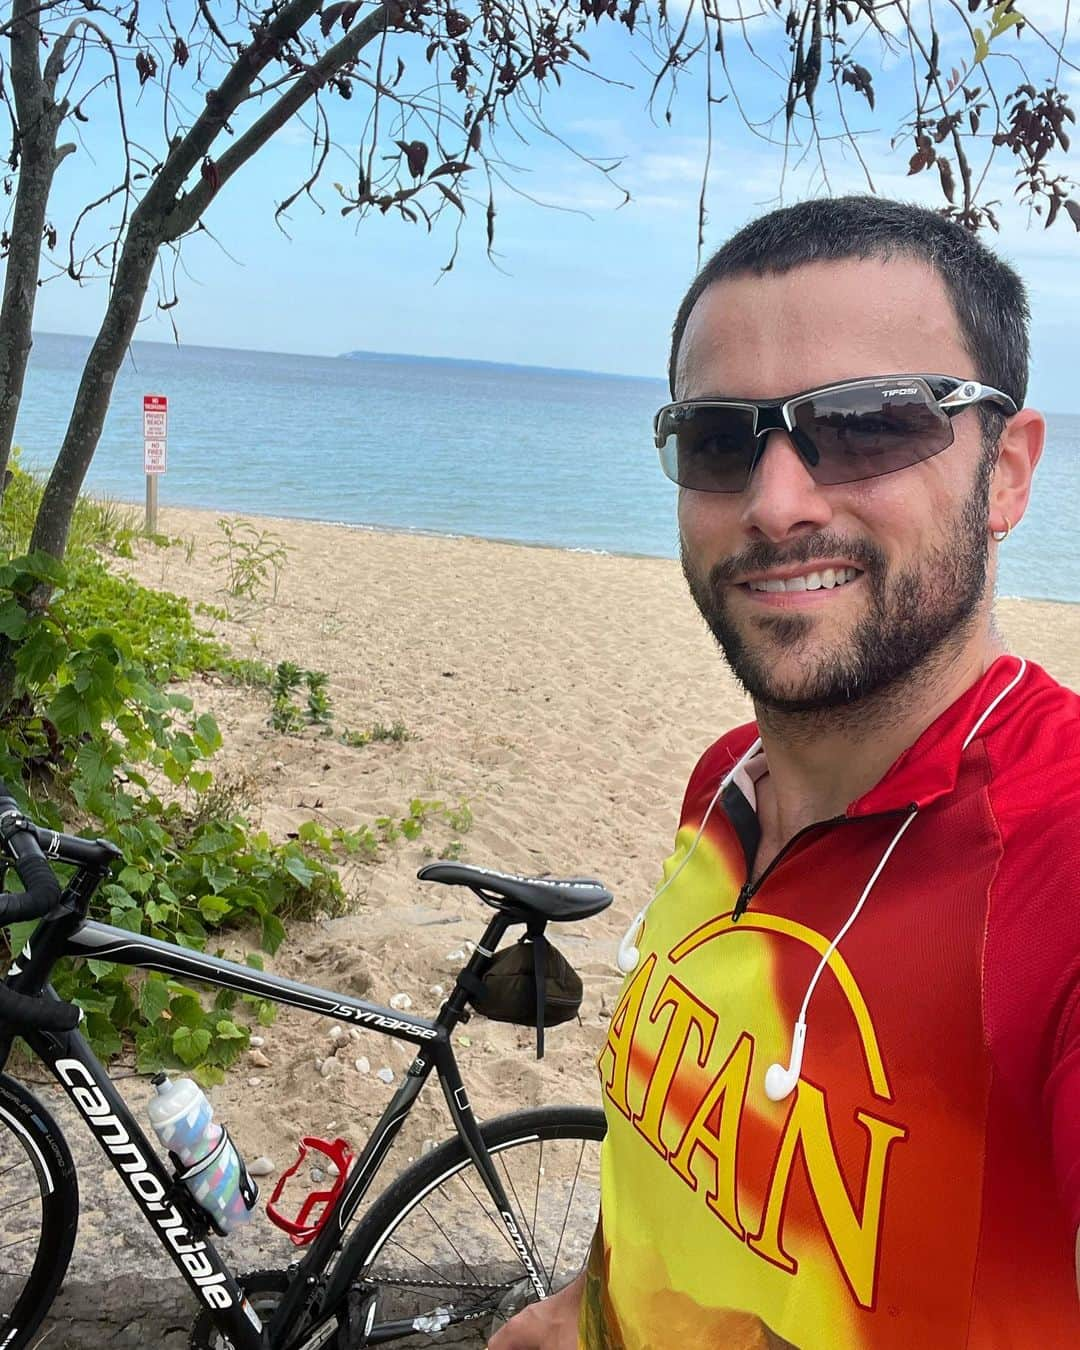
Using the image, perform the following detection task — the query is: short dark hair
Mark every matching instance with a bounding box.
[667,197,1031,427]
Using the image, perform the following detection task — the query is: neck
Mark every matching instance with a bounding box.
[752,618,1005,844]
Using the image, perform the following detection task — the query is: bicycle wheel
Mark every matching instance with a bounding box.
[347,1105,604,1347]
[0,1072,79,1348]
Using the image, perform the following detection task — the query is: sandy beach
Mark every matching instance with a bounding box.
[101,506,1080,1223]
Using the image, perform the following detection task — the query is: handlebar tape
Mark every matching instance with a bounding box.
[0,851,61,922]
[0,787,80,1031]
[0,983,80,1032]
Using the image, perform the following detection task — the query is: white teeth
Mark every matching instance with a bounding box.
[748,566,860,594]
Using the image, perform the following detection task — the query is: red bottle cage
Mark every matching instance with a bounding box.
[265,1136,355,1246]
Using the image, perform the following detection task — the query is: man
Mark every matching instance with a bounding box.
[491,195,1080,1348]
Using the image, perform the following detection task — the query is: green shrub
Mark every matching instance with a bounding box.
[270,661,334,733]
[211,517,289,602]
[0,466,473,1082]
[0,467,342,1080]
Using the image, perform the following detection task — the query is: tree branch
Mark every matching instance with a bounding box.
[163,4,389,239]
[141,0,326,217]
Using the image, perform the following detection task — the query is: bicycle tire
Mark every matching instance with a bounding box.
[0,1071,79,1349]
[344,1105,605,1347]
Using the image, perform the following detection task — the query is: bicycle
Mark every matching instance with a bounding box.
[0,786,611,1349]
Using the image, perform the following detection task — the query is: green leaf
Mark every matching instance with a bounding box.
[73,991,116,1016]
[193,713,222,755]
[173,1024,211,1065]
[14,624,66,685]
[169,993,205,1029]
[21,550,67,586]
[214,1019,245,1041]
[260,912,286,955]
[75,742,115,795]
[6,921,37,961]
[85,1012,123,1059]
[113,907,144,933]
[47,685,95,738]
[162,754,187,786]
[0,602,29,642]
[972,26,990,63]
[283,854,316,887]
[139,976,170,1024]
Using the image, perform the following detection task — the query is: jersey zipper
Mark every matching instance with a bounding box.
[731,805,915,922]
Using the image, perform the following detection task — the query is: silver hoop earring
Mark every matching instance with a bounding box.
[991,517,1012,543]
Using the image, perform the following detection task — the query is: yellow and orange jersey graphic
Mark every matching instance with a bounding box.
[587,769,1080,1350]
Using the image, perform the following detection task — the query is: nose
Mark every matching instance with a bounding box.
[739,430,833,542]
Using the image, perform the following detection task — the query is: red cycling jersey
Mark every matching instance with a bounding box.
[585,655,1080,1349]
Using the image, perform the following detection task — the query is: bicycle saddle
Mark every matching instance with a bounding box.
[417,863,613,922]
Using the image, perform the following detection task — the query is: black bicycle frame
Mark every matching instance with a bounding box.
[0,852,546,1350]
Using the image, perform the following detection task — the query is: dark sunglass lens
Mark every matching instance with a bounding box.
[792,383,953,485]
[658,405,757,492]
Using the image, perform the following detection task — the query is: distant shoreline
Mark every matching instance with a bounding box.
[36,329,666,387]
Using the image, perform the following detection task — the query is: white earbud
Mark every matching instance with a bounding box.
[764,1020,807,1102]
[616,910,646,974]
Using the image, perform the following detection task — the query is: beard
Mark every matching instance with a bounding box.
[680,460,993,717]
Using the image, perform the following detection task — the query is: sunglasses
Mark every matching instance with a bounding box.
[653,374,1018,494]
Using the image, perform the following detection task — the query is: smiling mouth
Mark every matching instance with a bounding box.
[742,566,863,594]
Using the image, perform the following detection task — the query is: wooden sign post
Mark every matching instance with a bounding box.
[143,394,168,534]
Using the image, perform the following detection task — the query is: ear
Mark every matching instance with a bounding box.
[989,407,1044,535]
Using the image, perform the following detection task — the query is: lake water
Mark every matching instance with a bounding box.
[13,331,1080,602]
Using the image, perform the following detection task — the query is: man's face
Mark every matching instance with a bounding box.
[675,257,995,715]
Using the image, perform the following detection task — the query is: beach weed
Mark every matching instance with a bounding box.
[444,800,473,833]
[219,655,275,688]
[0,454,137,559]
[211,517,289,602]
[270,661,334,733]
[341,720,414,748]
[305,670,333,726]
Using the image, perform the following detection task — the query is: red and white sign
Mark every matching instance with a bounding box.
[143,394,168,474]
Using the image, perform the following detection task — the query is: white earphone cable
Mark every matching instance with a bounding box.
[615,737,762,974]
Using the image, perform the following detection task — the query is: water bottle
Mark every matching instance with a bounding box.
[148,1073,258,1233]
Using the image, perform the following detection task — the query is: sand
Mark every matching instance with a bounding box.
[106,507,1079,1212]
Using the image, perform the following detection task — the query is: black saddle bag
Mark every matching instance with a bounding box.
[460,922,582,1058]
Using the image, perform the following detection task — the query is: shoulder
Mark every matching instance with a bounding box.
[983,661,1080,841]
[679,721,758,826]
[981,663,1080,1099]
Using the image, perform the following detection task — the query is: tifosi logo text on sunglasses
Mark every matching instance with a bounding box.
[883,386,919,397]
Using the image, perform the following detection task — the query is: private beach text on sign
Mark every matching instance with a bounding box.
[143,394,167,474]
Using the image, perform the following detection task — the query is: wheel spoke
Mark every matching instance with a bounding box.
[354,1111,604,1347]
[549,1140,587,1285]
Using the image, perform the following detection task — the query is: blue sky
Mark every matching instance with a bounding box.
[27,1,1080,409]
